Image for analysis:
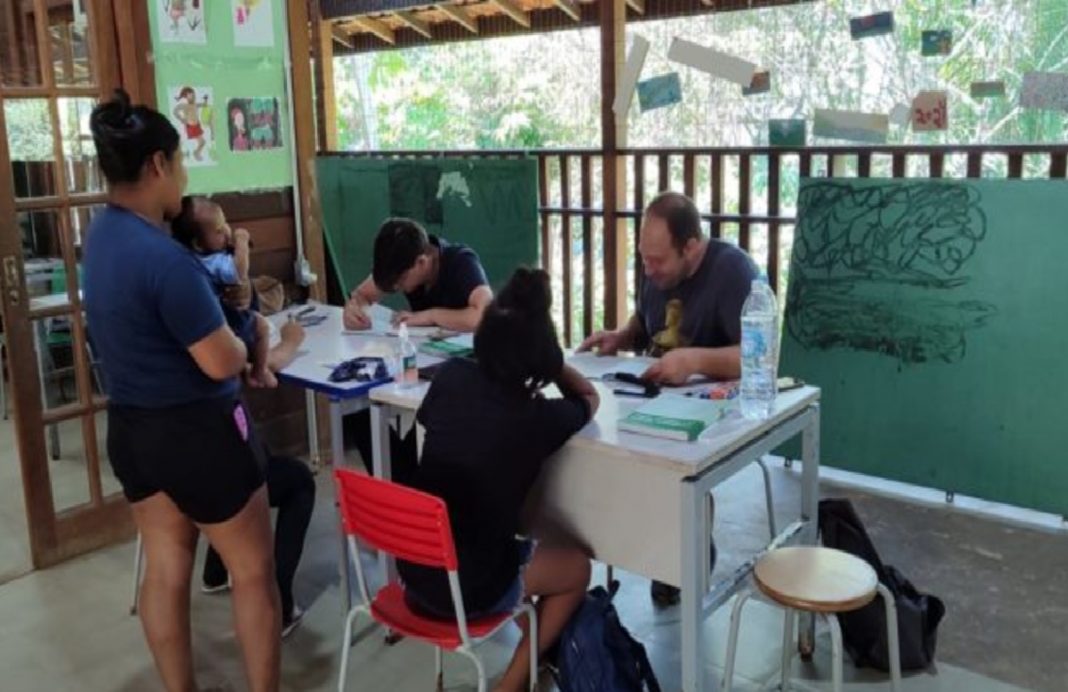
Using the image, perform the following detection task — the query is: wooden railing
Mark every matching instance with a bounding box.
[331,144,1068,346]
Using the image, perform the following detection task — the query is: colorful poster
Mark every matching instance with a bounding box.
[921,30,952,57]
[849,12,894,40]
[1020,72,1068,112]
[768,119,806,147]
[742,71,771,96]
[227,97,283,151]
[912,90,948,131]
[157,0,206,44]
[813,109,888,144]
[637,73,682,112]
[169,86,216,166]
[232,0,275,47]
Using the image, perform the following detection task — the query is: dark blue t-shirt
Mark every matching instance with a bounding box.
[636,239,758,355]
[84,205,238,408]
[404,236,488,312]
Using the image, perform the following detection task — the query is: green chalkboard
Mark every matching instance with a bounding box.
[780,178,1068,515]
[316,157,539,309]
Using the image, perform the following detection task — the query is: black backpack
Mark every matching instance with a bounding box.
[551,581,661,692]
[818,498,946,672]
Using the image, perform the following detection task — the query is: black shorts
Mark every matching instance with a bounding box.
[107,396,267,524]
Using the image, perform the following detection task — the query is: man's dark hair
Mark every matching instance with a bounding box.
[90,89,180,185]
[475,267,563,396]
[644,191,704,252]
[372,218,432,292]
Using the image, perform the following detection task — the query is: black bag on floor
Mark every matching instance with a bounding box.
[818,498,946,672]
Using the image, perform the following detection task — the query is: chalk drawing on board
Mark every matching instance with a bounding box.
[437,172,473,208]
[786,181,997,365]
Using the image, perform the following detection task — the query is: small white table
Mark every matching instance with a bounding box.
[369,376,821,692]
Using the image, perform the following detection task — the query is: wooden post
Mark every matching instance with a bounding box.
[600,0,628,329]
[291,0,334,463]
[311,4,339,151]
[289,0,327,303]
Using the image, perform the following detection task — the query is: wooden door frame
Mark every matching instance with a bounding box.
[0,0,137,569]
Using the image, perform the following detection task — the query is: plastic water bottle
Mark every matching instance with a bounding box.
[740,276,779,420]
[396,322,419,389]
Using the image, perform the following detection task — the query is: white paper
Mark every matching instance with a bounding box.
[613,35,650,116]
[566,352,656,381]
[232,0,275,47]
[888,103,911,126]
[667,38,757,86]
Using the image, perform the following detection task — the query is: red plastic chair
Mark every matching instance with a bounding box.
[334,468,538,692]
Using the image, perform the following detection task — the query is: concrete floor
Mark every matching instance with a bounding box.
[1,433,1063,691]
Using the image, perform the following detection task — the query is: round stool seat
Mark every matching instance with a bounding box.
[754,546,878,614]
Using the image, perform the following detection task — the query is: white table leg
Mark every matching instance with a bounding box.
[329,398,351,614]
[305,390,320,471]
[680,478,706,692]
[798,404,821,657]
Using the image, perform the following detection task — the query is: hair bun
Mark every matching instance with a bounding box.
[90,89,136,136]
[497,267,551,315]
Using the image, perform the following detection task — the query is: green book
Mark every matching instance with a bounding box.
[617,394,731,442]
[420,336,474,358]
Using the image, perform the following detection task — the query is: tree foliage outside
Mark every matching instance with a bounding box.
[337,0,1068,152]
[333,0,1068,341]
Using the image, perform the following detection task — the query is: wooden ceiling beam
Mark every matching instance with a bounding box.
[488,0,531,28]
[626,0,646,15]
[349,15,396,45]
[553,0,581,21]
[331,23,354,48]
[439,3,479,34]
[394,10,433,38]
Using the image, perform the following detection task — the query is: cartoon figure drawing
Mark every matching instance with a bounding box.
[230,106,250,152]
[163,0,201,35]
[235,0,262,25]
[173,86,207,161]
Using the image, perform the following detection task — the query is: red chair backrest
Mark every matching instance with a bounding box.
[334,468,459,570]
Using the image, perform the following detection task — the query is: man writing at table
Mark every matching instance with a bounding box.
[342,217,493,332]
[579,191,758,605]
[342,217,494,475]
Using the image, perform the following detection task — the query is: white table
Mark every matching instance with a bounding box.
[270,303,447,611]
[369,377,821,692]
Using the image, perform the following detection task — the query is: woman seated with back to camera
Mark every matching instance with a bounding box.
[397,267,598,692]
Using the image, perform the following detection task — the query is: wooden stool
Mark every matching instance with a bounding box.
[722,546,901,692]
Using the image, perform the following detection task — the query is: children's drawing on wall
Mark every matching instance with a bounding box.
[227,98,283,152]
[158,0,206,44]
[232,0,275,47]
[170,86,216,166]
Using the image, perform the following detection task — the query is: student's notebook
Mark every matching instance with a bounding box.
[617,394,731,442]
[419,334,475,358]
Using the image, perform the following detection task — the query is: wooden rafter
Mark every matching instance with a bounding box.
[626,0,645,14]
[439,3,479,34]
[394,10,433,38]
[488,0,530,28]
[553,0,581,21]
[331,23,354,48]
[349,15,396,44]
